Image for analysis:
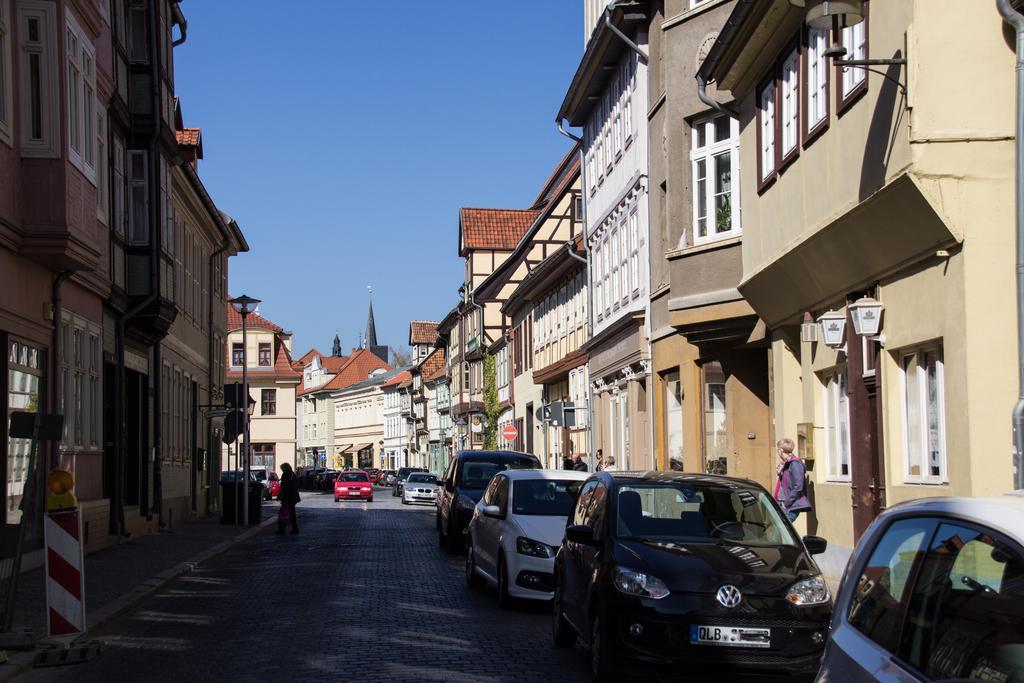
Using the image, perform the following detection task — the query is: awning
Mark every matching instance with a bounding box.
[354,443,374,452]
[336,444,352,454]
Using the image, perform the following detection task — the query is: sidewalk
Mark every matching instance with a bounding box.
[0,503,278,679]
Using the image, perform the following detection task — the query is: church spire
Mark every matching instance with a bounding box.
[332,333,341,357]
[365,284,378,349]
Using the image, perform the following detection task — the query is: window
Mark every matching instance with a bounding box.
[757,78,776,186]
[838,18,867,105]
[902,345,946,483]
[848,518,934,654]
[261,389,276,416]
[0,1,11,145]
[613,77,622,157]
[610,228,619,305]
[593,240,603,315]
[664,371,683,467]
[703,361,727,474]
[779,47,800,161]
[60,314,101,450]
[824,368,851,480]
[602,238,611,314]
[159,156,172,253]
[629,212,639,293]
[258,342,272,367]
[899,522,1024,680]
[618,221,628,302]
[18,0,59,157]
[96,110,108,222]
[127,150,149,244]
[804,27,829,136]
[251,443,275,469]
[691,115,740,243]
[603,95,612,172]
[231,342,243,367]
[66,9,96,181]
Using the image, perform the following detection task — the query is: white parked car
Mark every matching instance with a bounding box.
[402,472,438,506]
[465,469,589,607]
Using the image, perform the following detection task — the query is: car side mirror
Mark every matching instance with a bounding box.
[803,535,828,556]
[566,524,597,545]
[482,504,501,518]
[445,481,454,492]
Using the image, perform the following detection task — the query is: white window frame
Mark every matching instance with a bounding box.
[18,0,59,158]
[806,27,829,132]
[96,109,108,223]
[840,21,867,98]
[823,368,851,481]
[0,1,12,146]
[691,115,741,244]
[758,80,776,182]
[629,210,639,293]
[602,237,611,315]
[610,226,620,305]
[900,344,947,484]
[65,8,96,182]
[127,149,149,244]
[780,48,800,159]
[60,312,101,451]
[618,219,628,303]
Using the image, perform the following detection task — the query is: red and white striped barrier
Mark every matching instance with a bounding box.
[43,510,86,640]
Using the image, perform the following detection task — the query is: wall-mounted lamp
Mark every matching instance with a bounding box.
[818,310,847,348]
[848,296,884,337]
[789,0,905,70]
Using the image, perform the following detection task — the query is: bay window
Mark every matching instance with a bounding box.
[18,0,58,157]
[691,115,740,242]
[902,345,946,483]
[66,10,96,181]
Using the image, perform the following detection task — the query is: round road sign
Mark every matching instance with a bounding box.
[501,424,518,442]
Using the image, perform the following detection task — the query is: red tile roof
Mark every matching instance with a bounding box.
[459,208,539,254]
[417,347,445,380]
[176,128,201,147]
[322,349,391,392]
[382,370,412,388]
[409,320,439,346]
[296,348,324,365]
[424,364,447,382]
[226,302,284,333]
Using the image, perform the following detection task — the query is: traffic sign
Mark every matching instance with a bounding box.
[501,424,518,441]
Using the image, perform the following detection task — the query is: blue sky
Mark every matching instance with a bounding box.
[173,1,583,357]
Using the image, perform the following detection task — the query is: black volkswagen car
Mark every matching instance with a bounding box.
[552,471,832,681]
[436,450,541,553]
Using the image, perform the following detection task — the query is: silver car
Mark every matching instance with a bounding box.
[817,494,1024,683]
[402,472,438,506]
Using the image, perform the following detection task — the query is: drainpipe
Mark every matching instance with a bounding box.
[170,1,187,46]
[558,123,597,469]
[605,4,648,63]
[999,0,1024,490]
[468,289,484,439]
[50,270,73,469]
[148,0,164,520]
[696,74,739,118]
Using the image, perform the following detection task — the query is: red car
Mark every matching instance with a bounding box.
[334,471,373,502]
[268,478,281,499]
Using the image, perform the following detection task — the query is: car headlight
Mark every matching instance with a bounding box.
[516,537,553,558]
[612,566,670,599]
[786,575,830,606]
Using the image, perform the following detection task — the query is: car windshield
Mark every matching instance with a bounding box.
[397,468,416,478]
[512,479,581,517]
[338,472,368,482]
[252,470,267,481]
[616,482,798,547]
[407,474,436,484]
[460,459,536,489]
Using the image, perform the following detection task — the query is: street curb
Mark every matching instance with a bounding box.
[0,515,277,681]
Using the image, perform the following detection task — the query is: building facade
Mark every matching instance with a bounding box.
[560,0,653,470]
[699,0,1018,578]
[381,369,410,470]
[332,365,397,471]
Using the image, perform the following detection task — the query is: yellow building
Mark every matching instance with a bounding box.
[699,0,1017,579]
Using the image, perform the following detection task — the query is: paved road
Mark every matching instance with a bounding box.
[20,488,590,683]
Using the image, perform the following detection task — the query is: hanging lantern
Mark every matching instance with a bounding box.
[818,310,847,348]
[848,297,884,337]
[805,0,864,30]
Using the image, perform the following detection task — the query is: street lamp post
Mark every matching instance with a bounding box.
[231,294,260,525]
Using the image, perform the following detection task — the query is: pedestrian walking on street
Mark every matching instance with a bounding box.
[276,462,300,535]
[603,455,617,471]
[774,438,811,523]
[571,452,589,472]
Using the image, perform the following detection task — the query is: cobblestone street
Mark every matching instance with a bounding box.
[18,489,590,683]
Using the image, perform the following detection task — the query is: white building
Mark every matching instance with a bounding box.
[381,369,411,470]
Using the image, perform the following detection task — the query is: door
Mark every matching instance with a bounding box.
[525,403,534,455]
[475,475,506,575]
[562,479,597,629]
[848,299,885,540]
[579,482,609,634]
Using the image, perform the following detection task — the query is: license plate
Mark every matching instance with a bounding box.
[348,491,361,496]
[690,624,771,649]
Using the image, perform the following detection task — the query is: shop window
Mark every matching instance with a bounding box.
[6,338,46,525]
[664,370,683,469]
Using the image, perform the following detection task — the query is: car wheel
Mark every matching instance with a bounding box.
[368,496,373,502]
[465,537,483,589]
[333,496,339,502]
[392,488,397,497]
[497,553,512,609]
[552,579,576,647]
[401,498,408,505]
[590,610,618,682]
[445,517,462,554]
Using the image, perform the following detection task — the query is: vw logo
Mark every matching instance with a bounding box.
[716,584,742,608]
